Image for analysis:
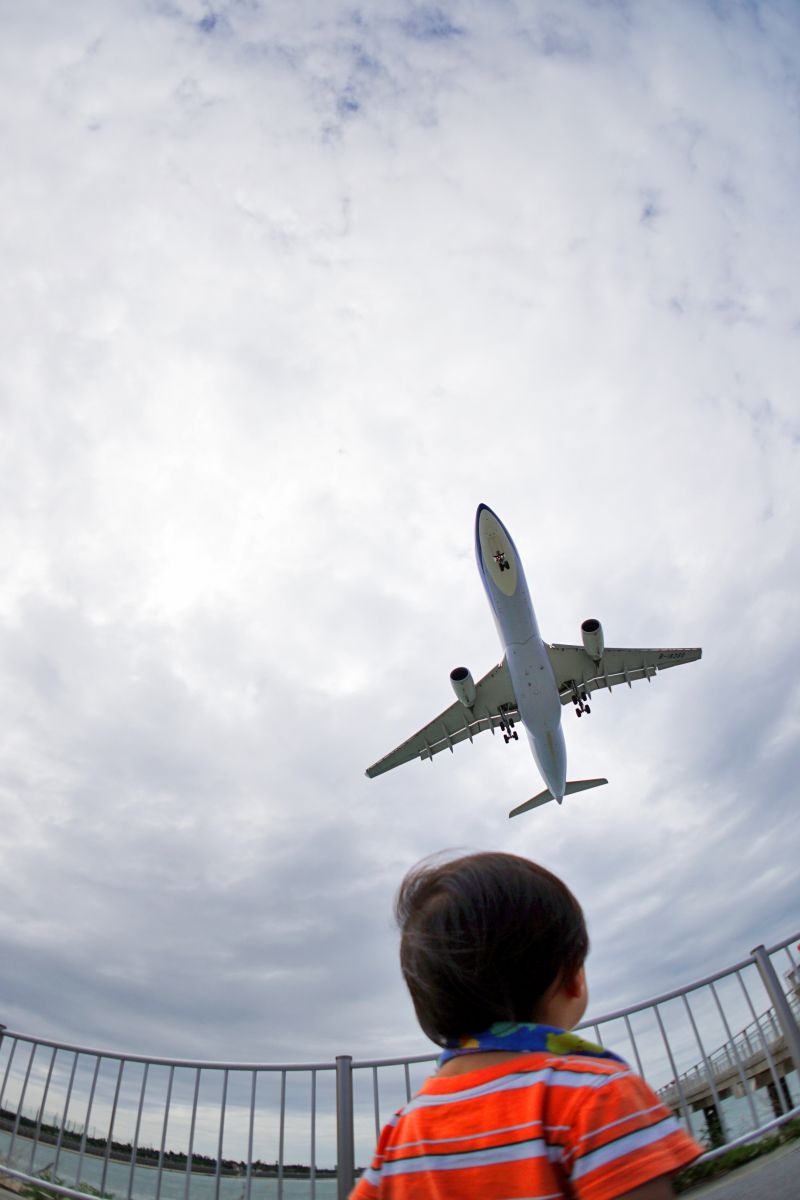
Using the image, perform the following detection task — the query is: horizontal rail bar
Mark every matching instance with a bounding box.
[577,929,800,1027]
[0,1034,339,1073]
[0,1166,107,1200]
[764,931,800,958]
[352,1053,436,1069]
[692,1102,800,1165]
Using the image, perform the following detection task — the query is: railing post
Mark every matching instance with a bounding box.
[336,1056,355,1200]
[751,945,800,1075]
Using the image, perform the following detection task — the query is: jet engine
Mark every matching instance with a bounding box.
[450,666,477,708]
[581,618,604,662]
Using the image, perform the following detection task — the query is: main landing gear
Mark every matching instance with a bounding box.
[572,690,591,718]
[498,705,519,743]
[493,550,510,572]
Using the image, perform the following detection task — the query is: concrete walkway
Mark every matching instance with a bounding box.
[683,1138,800,1198]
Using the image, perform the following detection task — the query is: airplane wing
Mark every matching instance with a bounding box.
[365,660,518,778]
[546,644,702,703]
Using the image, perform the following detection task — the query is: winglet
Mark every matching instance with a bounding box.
[509,777,608,819]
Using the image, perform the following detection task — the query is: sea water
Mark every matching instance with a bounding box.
[0,1130,338,1200]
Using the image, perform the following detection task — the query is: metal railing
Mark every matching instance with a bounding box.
[1,932,798,1200]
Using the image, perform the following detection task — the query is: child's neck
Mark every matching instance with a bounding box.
[437,1050,522,1077]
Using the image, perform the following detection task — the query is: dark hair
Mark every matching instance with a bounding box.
[396,852,588,1046]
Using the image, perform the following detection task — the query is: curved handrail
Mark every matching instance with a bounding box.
[0,929,798,1200]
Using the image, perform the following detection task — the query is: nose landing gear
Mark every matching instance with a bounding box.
[493,550,510,572]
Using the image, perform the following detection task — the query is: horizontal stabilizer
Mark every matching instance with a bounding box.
[509,777,608,819]
[564,777,608,796]
[508,789,555,818]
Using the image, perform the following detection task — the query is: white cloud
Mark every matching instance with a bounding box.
[0,0,797,1075]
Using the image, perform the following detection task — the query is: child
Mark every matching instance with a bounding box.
[351,852,701,1199]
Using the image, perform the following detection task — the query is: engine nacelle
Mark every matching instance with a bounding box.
[581,618,605,662]
[450,666,477,708]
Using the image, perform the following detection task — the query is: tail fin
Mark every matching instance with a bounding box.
[509,777,608,819]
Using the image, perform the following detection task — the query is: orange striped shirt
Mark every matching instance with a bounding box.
[351,1052,701,1199]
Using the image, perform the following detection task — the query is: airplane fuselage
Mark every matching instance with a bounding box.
[475,505,567,799]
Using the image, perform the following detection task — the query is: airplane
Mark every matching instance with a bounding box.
[365,504,702,818]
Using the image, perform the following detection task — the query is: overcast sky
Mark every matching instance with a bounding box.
[0,0,798,1070]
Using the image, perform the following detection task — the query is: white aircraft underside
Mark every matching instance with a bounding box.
[365,504,702,818]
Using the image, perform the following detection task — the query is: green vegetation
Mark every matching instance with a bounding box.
[21,1166,112,1200]
[674,1118,800,1193]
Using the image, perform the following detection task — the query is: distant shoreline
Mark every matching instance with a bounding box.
[0,1119,338,1180]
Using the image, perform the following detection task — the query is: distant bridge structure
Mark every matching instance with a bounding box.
[659,988,800,1138]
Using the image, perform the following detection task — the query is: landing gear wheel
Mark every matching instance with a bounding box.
[581,692,588,702]
[584,705,591,714]
[576,709,582,717]
[512,731,518,740]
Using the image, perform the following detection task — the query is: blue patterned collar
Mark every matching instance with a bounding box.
[437,1021,626,1067]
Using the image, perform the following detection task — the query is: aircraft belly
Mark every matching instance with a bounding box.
[506,640,561,732]
[527,726,567,799]
[506,638,565,797]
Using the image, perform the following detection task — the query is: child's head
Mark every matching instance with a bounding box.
[396,851,588,1045]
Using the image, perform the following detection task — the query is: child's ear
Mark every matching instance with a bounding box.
[563,966,587,1000]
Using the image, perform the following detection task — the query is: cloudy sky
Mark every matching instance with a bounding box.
[0,0,798,1073]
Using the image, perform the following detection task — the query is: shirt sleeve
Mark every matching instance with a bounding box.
[348,1115,395,1200]
[560,1067,702,1200]
[349,1170,378,1200]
